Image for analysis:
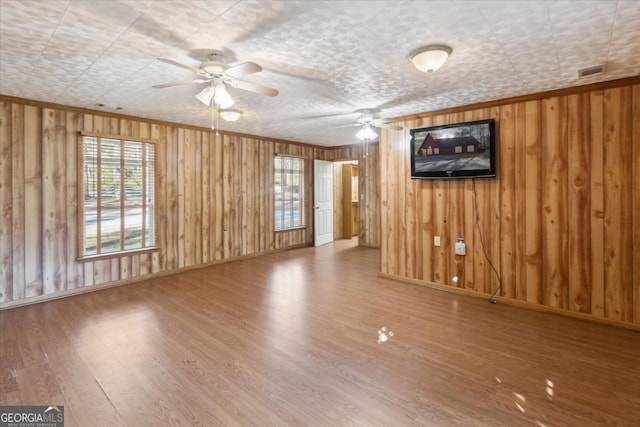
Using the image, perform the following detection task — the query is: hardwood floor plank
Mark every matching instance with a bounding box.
[1,240,639,426]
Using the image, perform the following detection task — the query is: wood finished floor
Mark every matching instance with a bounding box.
[1,239,639,426]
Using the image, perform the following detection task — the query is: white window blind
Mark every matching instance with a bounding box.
[274,155,305,231]
[79,135,155,257]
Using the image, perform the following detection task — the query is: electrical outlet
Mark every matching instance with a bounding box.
[455,238,466,255]
[434,236,441,247]
[223,224,228,231]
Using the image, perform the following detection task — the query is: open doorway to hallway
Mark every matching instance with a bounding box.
[333,160,359,240]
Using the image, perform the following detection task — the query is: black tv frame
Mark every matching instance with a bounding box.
[409,118,496,179]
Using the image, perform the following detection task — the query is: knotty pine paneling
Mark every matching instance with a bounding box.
[0,102,12,301]
[513,103,527,301]
[66,111,84,290]
[634,84,640,324]
[2,98,378,306]
[11,104,24,300]
[380,82,640,326]
[523,101,543,305]
[541,96,569,310]
[567,93,592,314]
[602,87,634,322]
[42,108,67,295]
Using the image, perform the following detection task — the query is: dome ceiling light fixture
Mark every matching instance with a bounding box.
[409,44,452,73]
[219,108,243,122]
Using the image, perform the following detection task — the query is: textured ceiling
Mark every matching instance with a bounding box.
[1,0,639,147]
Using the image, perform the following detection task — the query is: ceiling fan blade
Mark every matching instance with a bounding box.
[232,80,279,97]
[157,57,205,76]
[332,123,362,129]
[374,123,403,131]
[225,61,262,78]
[152,79,210,89]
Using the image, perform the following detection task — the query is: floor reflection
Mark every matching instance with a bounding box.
[265,262,308,353]
[377,326,394,344]
[494,375,557,426]
[75,305,159,363]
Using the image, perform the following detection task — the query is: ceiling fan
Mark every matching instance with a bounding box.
[153,51,279,108]
[336,110,403,141]
[331,109,403,157]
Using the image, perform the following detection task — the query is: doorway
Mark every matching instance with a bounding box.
[313,159,362,245]
[333,160,359,240]
[313,160,334,246]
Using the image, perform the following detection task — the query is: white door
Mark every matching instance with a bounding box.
[314,160,333,246]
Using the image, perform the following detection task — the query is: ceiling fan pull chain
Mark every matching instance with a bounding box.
[211,102,216,130]
[216,103,220,136]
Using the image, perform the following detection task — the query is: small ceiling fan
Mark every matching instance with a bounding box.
[153,51,279,108]
[331,109,403,157]
[336,110,403,141]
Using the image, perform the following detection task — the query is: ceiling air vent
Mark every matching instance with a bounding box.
[578,64,606,79]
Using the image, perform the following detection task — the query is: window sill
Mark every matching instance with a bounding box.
[77,247,160,263]
[274,226,306,233]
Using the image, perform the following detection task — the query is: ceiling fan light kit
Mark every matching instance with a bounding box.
[195,81,235,108]
[195,85,215,106]
[219,108,243,122]
[409,44,452,73]
[213,82,234,108]
[356,124,378,141]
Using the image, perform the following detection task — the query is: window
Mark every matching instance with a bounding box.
[274,155,305,231]
[79,135,155,258]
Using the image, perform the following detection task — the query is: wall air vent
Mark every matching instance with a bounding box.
[578,64,606,79]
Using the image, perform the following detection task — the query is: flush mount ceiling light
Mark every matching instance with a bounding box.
[219,108,243,122]
[409,44,452,73]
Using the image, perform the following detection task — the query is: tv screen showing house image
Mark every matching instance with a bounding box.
[409,119,496,179]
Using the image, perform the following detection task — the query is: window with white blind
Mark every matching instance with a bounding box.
[79,135,156,258]
[274,155,305,231]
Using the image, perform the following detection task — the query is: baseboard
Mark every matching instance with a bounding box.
[0,242,313,311]
[378,272,640,332]
[358,242,380,248]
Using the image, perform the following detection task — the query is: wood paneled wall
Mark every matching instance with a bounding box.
[379,82,640,326]
[1,98,355,306]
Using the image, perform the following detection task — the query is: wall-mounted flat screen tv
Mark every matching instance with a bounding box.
[410,118,496,179]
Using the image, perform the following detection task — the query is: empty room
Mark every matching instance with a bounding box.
[0,1,639,426]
